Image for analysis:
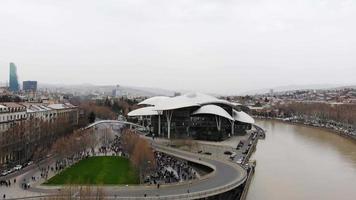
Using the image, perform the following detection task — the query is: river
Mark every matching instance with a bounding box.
[246,120,356,200]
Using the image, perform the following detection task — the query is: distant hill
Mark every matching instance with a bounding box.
[239,84,356,95]
[37,83,176,97]
[37,83,356,97]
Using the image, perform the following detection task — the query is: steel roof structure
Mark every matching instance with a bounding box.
[128,93,254,139]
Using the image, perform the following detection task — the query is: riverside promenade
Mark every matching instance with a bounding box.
[0,120,265,199]
[0,141,247,199]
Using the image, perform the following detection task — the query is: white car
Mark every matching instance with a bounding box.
[13,165,22,171]
[229,152,237,159]
[1,170,9,176]
[236,158,244,164]
[25,161,33,167]
[1,170,11,176]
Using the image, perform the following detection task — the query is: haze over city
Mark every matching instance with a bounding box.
[1,0,356,94]
[1,1,356,200]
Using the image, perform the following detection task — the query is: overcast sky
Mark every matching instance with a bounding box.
[0,0,355,94]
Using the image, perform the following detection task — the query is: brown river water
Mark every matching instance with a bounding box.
[246,120,356,200]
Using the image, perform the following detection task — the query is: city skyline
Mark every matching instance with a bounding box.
[0,1,355,200]
[1,0,356,94]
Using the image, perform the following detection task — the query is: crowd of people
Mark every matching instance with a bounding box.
[0,128,199,199]
[145,152,197,184]
[96,134,123,156]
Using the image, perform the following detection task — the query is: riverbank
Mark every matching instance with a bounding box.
[253,116,356,140]
[246,120,356,200]
[239,125,264,200]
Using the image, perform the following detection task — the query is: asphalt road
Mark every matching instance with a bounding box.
[3,121,248,199]
[22,144,247,200]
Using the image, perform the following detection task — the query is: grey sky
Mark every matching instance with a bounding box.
[0,0,355,94]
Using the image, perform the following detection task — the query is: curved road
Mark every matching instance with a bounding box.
[13,121,248,199]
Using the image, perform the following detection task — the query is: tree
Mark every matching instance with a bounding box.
[120,128,156,183]
[130,136,155,183]
[88,112,96,123]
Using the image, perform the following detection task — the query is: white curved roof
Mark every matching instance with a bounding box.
[131,93,245,116]
[154,95,200,110]
[128,106,159,116]
[183,93,236,107]
[152,93,237,111]
[233,110,255,124]
[138,96,170,106]
[192,105,233,121]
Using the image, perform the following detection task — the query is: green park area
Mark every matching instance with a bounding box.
[45,156,139,185]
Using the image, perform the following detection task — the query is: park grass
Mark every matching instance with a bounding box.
[44,156,139,185]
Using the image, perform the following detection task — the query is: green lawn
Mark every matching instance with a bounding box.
[45,156,139,185]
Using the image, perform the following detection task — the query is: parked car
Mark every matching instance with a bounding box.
[236,157,244,164]
[229,152,237,159]
[13,165,22,171]
[1,170,10,176]
[23,161,33,167]
[224,151,233,155]
[1,168,13,176]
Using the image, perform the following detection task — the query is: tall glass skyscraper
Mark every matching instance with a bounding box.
[9,62,19,92]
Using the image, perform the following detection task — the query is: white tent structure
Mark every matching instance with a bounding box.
[233,110,255,124]
[127,106,159,116]
[138,96,170,106]
[192,105,234,132]
[128,93,254,139]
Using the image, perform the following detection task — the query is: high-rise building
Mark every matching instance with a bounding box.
[23,81,37,92]
[9,62,19,92]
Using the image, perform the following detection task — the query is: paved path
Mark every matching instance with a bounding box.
[2,144,246,199]
[23,143,247,199]
[0,121,248,199]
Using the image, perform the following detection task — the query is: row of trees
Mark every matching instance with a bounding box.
[121,129,156,183]
[80,102,116,120]
[0,115,75,168]
[69,96,141,125]
[50,127,156,183]
[276,102,356,125]
[72,100,117,126]
[50,128,97,163]
[101,97,140,116]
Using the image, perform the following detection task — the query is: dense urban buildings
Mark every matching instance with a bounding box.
[228,88,356,139]
[0,102,79,167]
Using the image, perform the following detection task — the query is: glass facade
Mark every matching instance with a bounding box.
[23,81,37,92]
[149,105,252,141]
[9,63,19,92]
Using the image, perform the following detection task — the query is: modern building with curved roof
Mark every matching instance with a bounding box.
[128,93,254,140]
